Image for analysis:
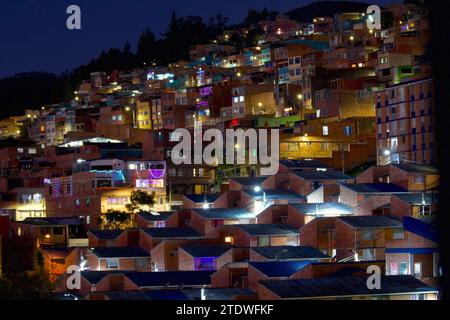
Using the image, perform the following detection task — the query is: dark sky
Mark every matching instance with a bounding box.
[0,0,396,78]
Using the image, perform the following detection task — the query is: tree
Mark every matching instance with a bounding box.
[98,210,134,230]
[125,190,157,213]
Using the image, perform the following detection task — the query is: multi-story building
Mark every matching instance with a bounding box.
[376,78,435,165]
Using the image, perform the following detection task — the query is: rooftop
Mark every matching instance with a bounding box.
[279,159,330,169]
[260,275,437,299]
[19,217,83,226]
[125,271,213,288]
[91,247,150,258]
[141,227,202,239]
[249,261,312,277]
[236,224,298,236]
[289,203,353,216]
[184,193,222,203]
[192,208,255,220]
[341,183,408,193]
[338,216,402,229]
[230,176,270,186]
[137,212,173,222]
[391,163,438,174]
[292,170,352,180]
[251,246,329,260]
[180,244,233,257]
[393,193,437,205]
[88,229,124,240]
[243,189,305,200]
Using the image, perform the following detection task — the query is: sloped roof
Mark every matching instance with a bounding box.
[92,247,150,258]
[393,193,436,205]
[292,170,352,180]
[243,189,305,200]
[260,275,437,299]
[251,246,329,260]
[141,227,202,239]
[192,208,255,220]
[341,183,408,193]
[88,229,124,240]
[125,271,213,288]
[391,164,438,174]
[279,159,330,169]
[180,244,233,257]
[231,176,270,186]
[137,212,173,222]
[184,194,222,203]
[338,216,402,229]
[250,261,312,277]
[289,203,353,216]
[236,224,298,236]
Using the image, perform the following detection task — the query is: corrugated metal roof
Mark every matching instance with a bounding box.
[141,227,202,239]
[338,216,402,229]
[250,261,312,277]
[260,275,437,299]
[192,208,255,220]
[92,247,150,258]
[251,246,329,260]
[236,224,298,236]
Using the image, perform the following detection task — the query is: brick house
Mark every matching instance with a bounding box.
[206,224,299,247]
[287,203,353,228]
[190,208,256,235]
[249,245,330,262]
[139,227,202,252]
[136,212,173,228]
[335,216,404,261]
[178,244,233,271]
[86,247,151,271]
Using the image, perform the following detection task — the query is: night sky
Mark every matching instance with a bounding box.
[0,0,397,78]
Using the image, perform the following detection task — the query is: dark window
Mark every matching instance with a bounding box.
[411,111,416,118]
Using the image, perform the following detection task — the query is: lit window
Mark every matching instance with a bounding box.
[322,126,329,136]
[106,259,119,269]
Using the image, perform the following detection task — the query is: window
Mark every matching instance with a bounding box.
[414,175,425,184]
[106,258,119,269]
[257,236,270,247]
[399,261,408,275]
[322,126,329,136]
[389,262,398,275]
[393,227,404,240]
[344,126,352,136]
[362,248,375,260]
[361,229,376,240]
[29,148,37,154]
[414,262,422,277]
[194,257,216,271]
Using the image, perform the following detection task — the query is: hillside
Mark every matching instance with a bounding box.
[286,1,372,22]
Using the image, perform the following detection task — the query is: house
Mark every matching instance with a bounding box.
[287,203,353,228]
[88,230,125,248]
[258,275,438,300]
[299,217,337,257]
[178,244,233,271]
[86,247,151,271]
[211,262,249,288]
[288,170,353,196]
[139,227,202,251]
[389,164,439,191]
[248,261,312,291]
[10,217,86,249]
[123,271,214,290]
[190,208,256,235]
[385,216,440,287]
[250,245,330,262]
[182,194,222,209]
[136,212,173,228]
[228,177,272,191]
[335,216,404,261]
[206,224,299,247]
[241,189,306,213]
[390,193,438,219]
[339,183,408,208]
[291,260,386,280]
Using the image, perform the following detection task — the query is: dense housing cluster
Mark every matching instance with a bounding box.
[0,2,440,300]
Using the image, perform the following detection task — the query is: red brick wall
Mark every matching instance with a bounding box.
[287,205,307,229]
[257,205,288,224]
[354,195,391,216]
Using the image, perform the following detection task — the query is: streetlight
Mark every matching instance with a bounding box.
[254,186,266,203]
